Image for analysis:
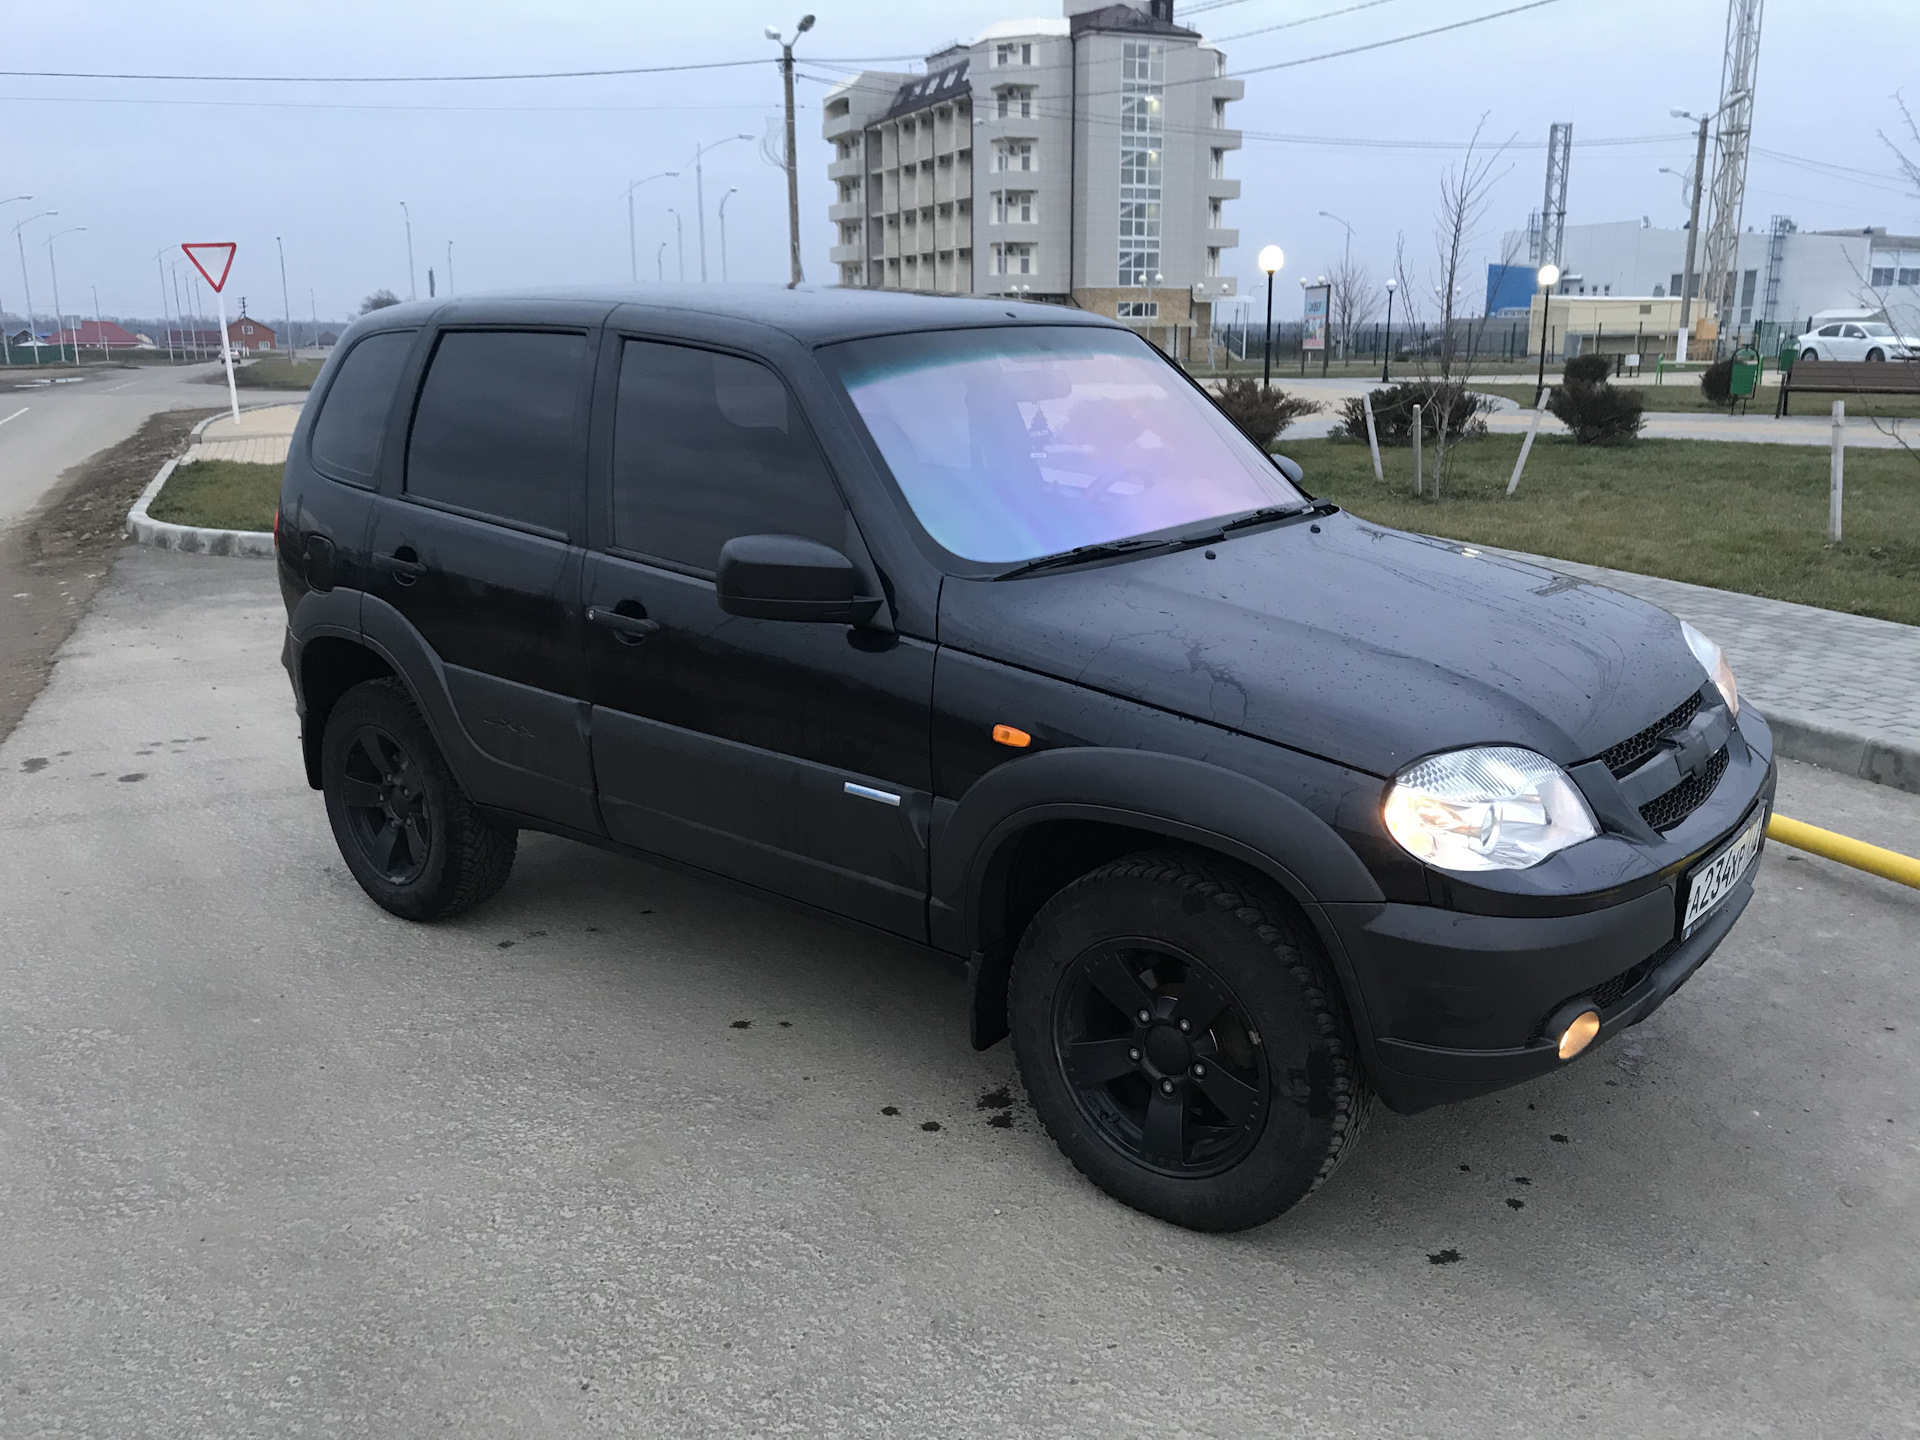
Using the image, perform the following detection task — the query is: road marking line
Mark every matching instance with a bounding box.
[103,380,138,392]
[0,406,29,427]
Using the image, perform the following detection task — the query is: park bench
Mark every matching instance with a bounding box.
[1777,358,1920,416]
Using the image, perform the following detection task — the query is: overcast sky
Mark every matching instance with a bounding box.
[7,0,1917,327]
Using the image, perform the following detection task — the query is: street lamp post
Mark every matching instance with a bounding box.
[12,210,56,362]
[1381,277,1397,383]
[1533,263,1561,407]
[401,201,417,302]
[766,15,816,288]
[622,171,679,283]
[0,195,32,366]
[446,241,454,296]
[46,226,86,364]
[667,208,685,283]
[718,188,739,281]
[1319,209,1355,360]
[276,235,295,361]
[1257,244,1283,388]
[1668,108,1713,361]
[689,138,752,282]
[91,285,102,363]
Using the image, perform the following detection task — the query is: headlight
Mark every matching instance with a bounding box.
[1383,747,1599,872]
[1680,620,1739,716]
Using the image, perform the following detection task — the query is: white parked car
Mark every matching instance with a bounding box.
[1793,321,1919,362]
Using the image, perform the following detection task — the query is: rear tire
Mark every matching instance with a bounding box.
[1009,850,1372,1232]
[321,677,517,921]
[1801,348,1819,362]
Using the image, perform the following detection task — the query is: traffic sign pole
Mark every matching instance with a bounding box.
[212,286,240,422]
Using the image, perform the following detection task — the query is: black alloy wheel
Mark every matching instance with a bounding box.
[337,724,433,884]
[1009,851,1372,1232]
[1053,940,1269,1177]
[321,677,517,921]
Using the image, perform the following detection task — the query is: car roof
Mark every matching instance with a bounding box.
[350,284,1124,349]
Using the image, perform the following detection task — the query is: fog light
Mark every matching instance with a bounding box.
[1557,1009,1602,1060]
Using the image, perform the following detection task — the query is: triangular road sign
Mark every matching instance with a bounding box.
[182,242,237,293]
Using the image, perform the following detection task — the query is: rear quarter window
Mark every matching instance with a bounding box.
[308,330,416,484]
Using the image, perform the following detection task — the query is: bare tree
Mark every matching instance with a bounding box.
[359,289,401,314]
[1862,92,1920,463]
[1327,259,1379,363]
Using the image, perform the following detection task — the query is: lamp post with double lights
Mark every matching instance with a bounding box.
[0,195,33,366]
[12,210,56,361]
[689,137,752,282]
[1533,262,1562,407]
[1257,244,1283,388]
[765,15,816,287]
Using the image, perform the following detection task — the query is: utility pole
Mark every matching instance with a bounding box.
[47,228,85,363]
[91,285,101,362]
[155,252,175,364]
[767,15,815,288]
[401,200,416,301]
[13,211,55,361]
[1672,110,1711,361]
[446,241,454,295]
[277,235,296,361]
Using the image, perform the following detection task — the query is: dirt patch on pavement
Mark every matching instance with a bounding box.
[0,407,221,745]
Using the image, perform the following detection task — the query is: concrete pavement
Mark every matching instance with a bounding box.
[1,548,1916,1438]
[192,402,302,466]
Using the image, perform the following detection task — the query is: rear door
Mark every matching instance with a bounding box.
[364,322,600,834]
[583,335,935,939]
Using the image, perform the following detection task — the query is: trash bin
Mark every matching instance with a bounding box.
[1730,345,1761,405]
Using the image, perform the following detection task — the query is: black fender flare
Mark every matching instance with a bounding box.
[933,748,1386,1049]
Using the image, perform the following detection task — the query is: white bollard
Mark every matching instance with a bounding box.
[1363,392,1383,482]
[1411,403,1423,497]
[1830,399,1845,542]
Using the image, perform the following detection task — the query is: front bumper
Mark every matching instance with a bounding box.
[1321,716,1777,1115]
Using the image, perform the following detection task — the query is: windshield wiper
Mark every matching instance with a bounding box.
[1211,503,1314,535]
[995,535,1175,580]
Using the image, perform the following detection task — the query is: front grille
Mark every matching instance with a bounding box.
[1596,692,1702,776]
[1639,746,1730,832]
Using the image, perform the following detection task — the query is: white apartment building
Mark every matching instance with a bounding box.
[1502,217,1920,340]
[822,0,1242,346]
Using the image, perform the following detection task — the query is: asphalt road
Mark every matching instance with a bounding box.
[0,361,302,529]
[2,550,1915,1438]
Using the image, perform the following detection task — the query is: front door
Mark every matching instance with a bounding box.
[584,336,934,939]
[364,326,599,833]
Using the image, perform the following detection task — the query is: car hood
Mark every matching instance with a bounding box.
[937,510,1707,778]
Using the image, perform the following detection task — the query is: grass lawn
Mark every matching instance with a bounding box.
[234,357,324,389]
[1472,380,1920,420]
[1275,433,1920,626]
[147,459,280,532]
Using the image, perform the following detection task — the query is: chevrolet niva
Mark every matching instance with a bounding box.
[276,288,1771,1231]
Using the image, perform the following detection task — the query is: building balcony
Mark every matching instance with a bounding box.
[1206,227,1240,250]
[829,242,865,265]
[829,198,865,224]
[828,154,864,182]
[1209,79,1246,103]
[1206,178,1243,201]
[1211,128,1243,151]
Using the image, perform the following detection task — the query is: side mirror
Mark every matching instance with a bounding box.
[1270,453,1305,486]
[715,534,883,625]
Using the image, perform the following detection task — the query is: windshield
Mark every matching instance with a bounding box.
[1859,322,1894,336]
[825,326,1307,564]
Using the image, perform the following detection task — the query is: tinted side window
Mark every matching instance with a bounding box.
[405,330,587,534]
[309,330,415,482]
[612,340,845,571]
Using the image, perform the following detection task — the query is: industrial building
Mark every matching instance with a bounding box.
[1495,218,1920,349]
[820,0,1242,349]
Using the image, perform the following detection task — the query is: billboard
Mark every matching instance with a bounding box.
[1302,283,1331,351]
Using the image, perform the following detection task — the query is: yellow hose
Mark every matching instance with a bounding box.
[1768,814,1920,890]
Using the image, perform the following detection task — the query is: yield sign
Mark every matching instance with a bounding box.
[181,242,237,292]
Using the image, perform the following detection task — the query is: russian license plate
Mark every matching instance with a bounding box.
[1682,806,1767,935]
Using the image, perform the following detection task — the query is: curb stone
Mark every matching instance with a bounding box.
[125,409,277,559]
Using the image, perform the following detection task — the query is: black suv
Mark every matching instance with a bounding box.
[277,288,1773,1231]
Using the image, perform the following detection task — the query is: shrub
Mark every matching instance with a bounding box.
[1336,381,1493,446]
[1548,378,1645,444]
[1213,377,1323,447]
[1563,352,1613,387]
[1700,357,1735,409]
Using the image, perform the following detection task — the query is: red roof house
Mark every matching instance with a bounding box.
[226,313,277,354]
[52,320,143,350]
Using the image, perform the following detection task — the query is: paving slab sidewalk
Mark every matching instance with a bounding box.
[190,402,302,465]
[1496,548,1920,793]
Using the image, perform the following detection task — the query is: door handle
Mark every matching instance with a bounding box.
[587,606,661,643]
[375,549,426,585]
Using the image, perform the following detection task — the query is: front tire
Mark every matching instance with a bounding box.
[1801,348,1819,362]
[1009,851,1372,1232]
[1866,347,1886,362]
[321,677,517,921]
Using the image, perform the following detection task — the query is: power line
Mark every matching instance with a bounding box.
[1216,0,1410,44]
[0,54,921,85]
[0,91,782,115]
[1225,0,1571,79]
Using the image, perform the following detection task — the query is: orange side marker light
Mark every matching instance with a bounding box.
[992,724,1032,748]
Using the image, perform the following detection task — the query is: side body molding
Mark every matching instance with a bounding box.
[932,747,1386,959]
